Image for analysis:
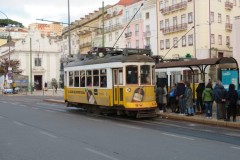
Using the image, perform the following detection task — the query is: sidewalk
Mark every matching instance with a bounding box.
[158,111,240,129]
[1,89,64,97]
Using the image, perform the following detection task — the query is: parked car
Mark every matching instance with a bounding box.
[3,87,20,94]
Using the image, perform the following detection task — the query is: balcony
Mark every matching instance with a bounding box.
[160,1,187,15]
[78,30,91,36]
[144,45,151,49]
[225,1,233,10]
[225,23,232,31]
[80,42,92,48]
[125,32,132,38]
[161,23,187,35]
[144,31,151,37]
[104,23,123,33]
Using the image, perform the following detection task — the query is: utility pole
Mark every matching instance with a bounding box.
[102,1,105,47]
[68,0,71,56]
[30,38,33,94]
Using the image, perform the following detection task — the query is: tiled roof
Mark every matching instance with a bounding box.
[117,0,142,6]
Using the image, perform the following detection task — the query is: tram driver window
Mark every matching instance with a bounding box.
[126,65,138,84]
[140,65,151,85]
[69,71,74,87]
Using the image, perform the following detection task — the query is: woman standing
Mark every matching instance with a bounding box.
[156,84,164,112]
[225,84,238,122]
[184,82,194,116]
[202,83,214,118]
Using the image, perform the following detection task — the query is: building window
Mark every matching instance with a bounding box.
[160,20,164,30]
[35,58,42,66]
[218,35,222,45]
[115,32,119,40]
[188,34,193,46]
[226,36,230,46]
[226,15,230,23]
[218,13,222,23]
[159,1,163,10]
[173,37,178,48]
[160,40,164,50]
[210,12,214,23]
[135,24,139,36]
[182,36,186,47]
[136,40,139,48]
[166,39,170,49]
[165,19,169,30]
[211,34,215,44]
[146,12,149,19]
[188,12,193,23]
[127,41,131,48]
[181,14,186,24]
[109,33,112,41]
[173,16,177,30]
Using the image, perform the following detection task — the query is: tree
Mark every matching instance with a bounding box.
[0,19,24,28]
[0,58,23,78]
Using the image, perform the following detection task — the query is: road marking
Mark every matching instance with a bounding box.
[161,132,195,141]
[117,123,142,130]
[85,148,119,160]
[231,146,240,150]
[40,131,57,138]
[10,102,18,105]
[0,115,4,119]
[32,107,39,110]
[225,133,240,137]
[36,103,58,107]
[1,101,7,103]
[88,118,103,122]
[13,121,25,126]
[45,110,56,113]
[20,105,27,107]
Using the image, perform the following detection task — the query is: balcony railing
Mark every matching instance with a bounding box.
[161,23,187,35]
[225,1,233,9]
[225,23,232,31]
[125,32,132,38]
[144,45,151,49]
[160,1,187,15]
[144,31,151,37]
[104,23,123,33]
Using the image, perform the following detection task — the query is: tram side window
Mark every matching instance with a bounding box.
[80,71,85,87]
[100,69,107,87]
[86,70,92,86]
[69,71,74,87]
[74,71,80,87]
[93,70,99,87]
[126,65,138,84]
[140,65,151,85]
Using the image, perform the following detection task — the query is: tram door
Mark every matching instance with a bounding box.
[113,68,123,105]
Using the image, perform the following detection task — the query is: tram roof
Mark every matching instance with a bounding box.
[65,51,155,67]
[155,57,239,69]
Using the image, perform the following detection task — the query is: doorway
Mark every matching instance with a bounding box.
[34,75,42,90]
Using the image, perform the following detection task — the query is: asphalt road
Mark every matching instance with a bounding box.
[0,96,240,160]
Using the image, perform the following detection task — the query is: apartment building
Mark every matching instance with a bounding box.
[29,23,63,36]
[156,0,240,59]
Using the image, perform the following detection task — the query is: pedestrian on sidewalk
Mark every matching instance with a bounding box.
[175,81,186,115]
[162,84,168,112]
[184,82,194,116]
[196,80,205,113]
[225,84,238,122]
[156,84,165,112]
[169,83,177,112]
[202,83,214,118]
[54,84,58,94]
[213,80,227,120]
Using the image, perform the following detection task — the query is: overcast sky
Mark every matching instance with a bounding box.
[0,0,119,27]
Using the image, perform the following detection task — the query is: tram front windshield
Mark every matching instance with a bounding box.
[126,65,151,85]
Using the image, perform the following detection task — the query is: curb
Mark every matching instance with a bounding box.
[159,113,240,129]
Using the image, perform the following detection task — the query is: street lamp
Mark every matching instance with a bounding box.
[0,11,11,83]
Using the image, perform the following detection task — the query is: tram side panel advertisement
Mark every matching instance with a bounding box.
[221,69,239,90]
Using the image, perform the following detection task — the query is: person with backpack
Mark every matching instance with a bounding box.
[202,83,214,118]
[169,83,177,113]
[175,81,186,115]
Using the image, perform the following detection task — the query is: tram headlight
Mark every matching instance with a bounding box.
[126,88,131,92]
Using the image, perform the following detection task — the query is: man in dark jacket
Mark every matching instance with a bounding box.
[175,81,186,114]
[213,80,227,120]
[225,84,238,122]
[196,81,205,113]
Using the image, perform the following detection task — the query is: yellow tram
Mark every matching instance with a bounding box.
[64,48,158,118]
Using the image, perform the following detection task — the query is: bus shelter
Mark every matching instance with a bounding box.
[155,57,239,100]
